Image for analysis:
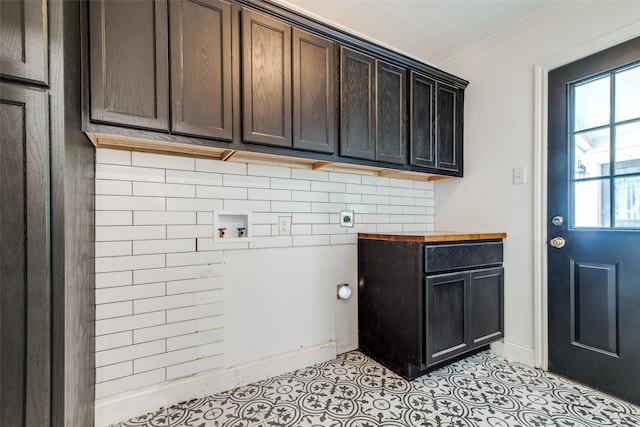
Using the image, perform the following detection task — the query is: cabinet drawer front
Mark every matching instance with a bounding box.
[425,241,502,273]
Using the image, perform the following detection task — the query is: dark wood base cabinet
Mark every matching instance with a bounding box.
[358,237,504,379]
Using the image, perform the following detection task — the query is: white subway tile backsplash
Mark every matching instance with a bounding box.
[271,178,311,191]
[166,169,222,186]
[166,276,224,295]
[96,164,164,183]
[95,369,165,400]
[96,282,166,305]
[96,179,132,195]
[328,171,361,184]
[167,328,224,352]
[94,147,435,398]
[197,185,248,200]
[311,181,345,193]
[96,301,133,320]
[96,148,131,166]
[95,254,165,274]
[133,320,197,344]
[167,302,224,323]
[132,151,194,171]
[134,211,196,225]
[96,225,166,242]
[96,271,133,289]
[196,158,246,175]
[133,239,195,255]
[271,201,311,213]
[166,197,223,211]
[96,361,132,383]
[95,331,132,352]
[133,182,195,198]
[248,188,291,201]
[248,163,290,178]
[95,241,132,258]
[96,195,165,211]
[222,174,270,188]
[96,211,133,226]
[96,311,165,336]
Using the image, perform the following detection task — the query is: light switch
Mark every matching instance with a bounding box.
[513,167,526,185]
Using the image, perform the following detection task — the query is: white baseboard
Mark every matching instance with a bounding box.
[490,339,535,366]
[95,341,337,427]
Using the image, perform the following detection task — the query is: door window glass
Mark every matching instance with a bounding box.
[571,62,640,228]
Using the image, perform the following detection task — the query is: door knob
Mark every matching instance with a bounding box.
[549,236,566,248]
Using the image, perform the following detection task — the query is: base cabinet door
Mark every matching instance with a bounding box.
[89,0,169,130]
[425,272,471,366]
[1,83,51,427]
[470,267,504,348]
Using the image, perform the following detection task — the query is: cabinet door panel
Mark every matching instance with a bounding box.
[436,82,463,173]
[0,0,48,85]
[376,61,406,164]
[426,272,470,366]
[1,84,51,427]
[293,29,335,153]
[170,0,232,140]
[90,0,169,130]
[340,47,375,160]
[410,71,435,168]
[242,9,291,147]
[470,267,504,348]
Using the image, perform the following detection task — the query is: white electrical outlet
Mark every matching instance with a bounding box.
[278,216,291,235]
[340,210,354,227]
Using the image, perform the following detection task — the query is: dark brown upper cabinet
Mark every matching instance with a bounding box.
[410,71,436,168]
[0,0,48,85]
[292,29,336,154]
[89,0,169,130]
[340,47,406,165]
[170,0,233,140]
[436,82,464,174]
[242,9,292,148]
[410,72,463,175]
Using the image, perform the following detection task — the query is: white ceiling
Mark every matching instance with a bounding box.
[276,0,552,66]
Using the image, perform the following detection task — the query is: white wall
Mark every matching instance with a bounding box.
[94,148,435,426]
[435,2,640,363]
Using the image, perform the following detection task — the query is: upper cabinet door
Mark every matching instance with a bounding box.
[409,71,436,168]
[0,0,48,85]
[436,82,463,174]
[170,0,232,140]
[376,60,406,165]
[292,29,335,154]
[242,9,291,148]
[340,47,375,160]
[89,0,169,130]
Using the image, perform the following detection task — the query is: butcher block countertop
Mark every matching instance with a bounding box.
[357,231,507,243]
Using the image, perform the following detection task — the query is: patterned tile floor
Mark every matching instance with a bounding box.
[115,350,640,426]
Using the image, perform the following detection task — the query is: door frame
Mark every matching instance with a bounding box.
[533,23,640,371]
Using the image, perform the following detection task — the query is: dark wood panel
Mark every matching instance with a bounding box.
[242,9,291,147]
[470,267,504,348]
[410,71,435,168]
[0,0,48,85]
[89,0,169,129]
[436,82,463,173]
[425,241,503,273]
[292,28,335,153]
[376,60,406,165]
[170,0,233,140]
[340,47,375,160]
[0,83,51,427]
[571,261,618,354]
[426,272,470,365]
